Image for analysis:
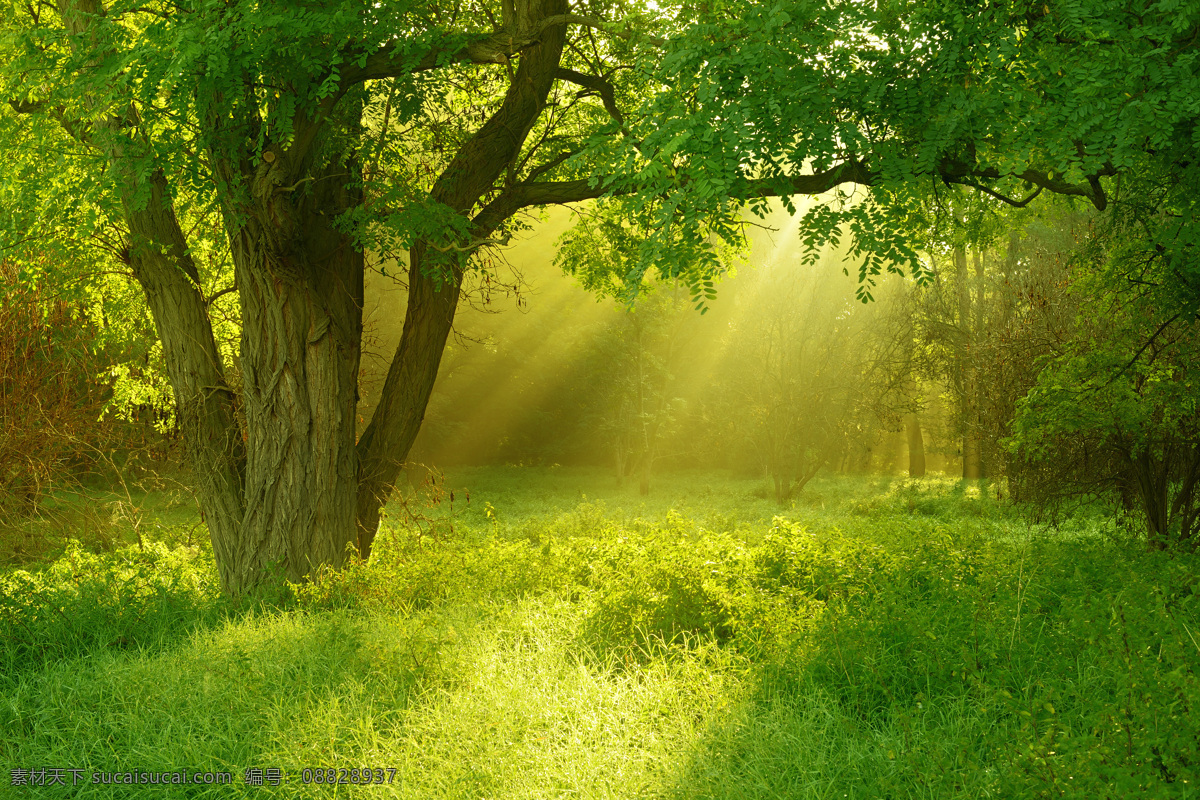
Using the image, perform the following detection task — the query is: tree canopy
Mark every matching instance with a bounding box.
[583,0,1199,301]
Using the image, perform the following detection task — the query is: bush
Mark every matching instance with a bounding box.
[0,540,223,681]
[0,263,113,513]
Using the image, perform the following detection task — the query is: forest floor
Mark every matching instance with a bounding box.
[1,468,1198,798]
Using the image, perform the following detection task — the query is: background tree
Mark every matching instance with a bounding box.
[598,286,692,494]
[1010,212,1200,548]
[708,249,907,501]
[914,243,990,480]
[908,204,1091,491]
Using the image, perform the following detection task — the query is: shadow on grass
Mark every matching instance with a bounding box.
[0,540,236,685]
[647,536,1200,799]
[1,603,453,798]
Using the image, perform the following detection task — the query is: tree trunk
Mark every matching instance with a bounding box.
[223,157,365,591]
[773,472,789,504]
[1131,450,1170,549]
[57,0,249,587]
[955,246,984,480]
[971,247,987,478]
[355,243,462,556]
[905,412,926,478]
[615,395,636,485]
[52,0,583,590]
[122,173,247,588]
[354,0,569,557]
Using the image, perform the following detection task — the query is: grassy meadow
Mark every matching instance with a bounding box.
[1,468,1198,798]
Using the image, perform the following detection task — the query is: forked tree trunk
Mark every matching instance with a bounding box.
[52,0,574,590]
[773,473,790,504]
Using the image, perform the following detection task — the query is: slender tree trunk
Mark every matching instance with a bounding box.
[636,323,651,495]
[638,460,652,495]
[955,246,984,480]
[971,247,987,478]
[354,0,569,557]
[614,406,629,486]
[905,412,926,478]
[57,0,248,584]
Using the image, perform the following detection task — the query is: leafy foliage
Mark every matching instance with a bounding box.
[1012,260,1200,548]
[581,0,1200,309]
[0,260,162,518]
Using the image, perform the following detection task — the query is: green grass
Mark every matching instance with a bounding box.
[1,469,1198,798]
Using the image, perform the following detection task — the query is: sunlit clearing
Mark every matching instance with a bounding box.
[359,197,926,483]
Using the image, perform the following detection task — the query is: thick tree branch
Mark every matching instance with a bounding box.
[522,148,581,182]
[1103,312,1183,387]
[338,13,661,89]
[1012,167,1112,210]
[8,98,92,143]
[341,15,568,86]
[939,150,1114,210]
[492,151,1108,224]
[496,159,878,208]
[556,67,624,125]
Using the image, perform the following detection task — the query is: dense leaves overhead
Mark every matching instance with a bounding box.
[6,0,1198,294]
[571,0,1200,299]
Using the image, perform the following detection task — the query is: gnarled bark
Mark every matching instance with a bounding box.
[224,155,365,590]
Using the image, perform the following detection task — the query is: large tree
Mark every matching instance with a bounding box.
[1,0,670,593]
[0,0,882,595]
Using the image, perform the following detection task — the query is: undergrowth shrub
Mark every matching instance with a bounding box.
[293,525,579,612]
[576,528,757,651]
[0,540,222,683]
[0,261,172,565]
[0,263,110,517]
